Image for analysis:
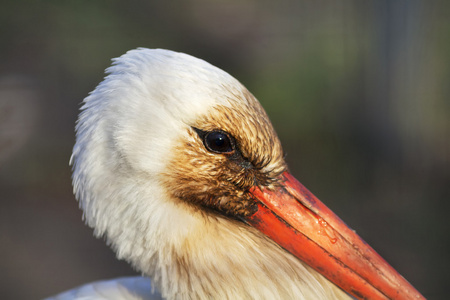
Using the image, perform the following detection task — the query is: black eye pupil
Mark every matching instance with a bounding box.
[205,131,233,153]
[214,136,225,147]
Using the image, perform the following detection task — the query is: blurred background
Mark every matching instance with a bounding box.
[1,0,449,299]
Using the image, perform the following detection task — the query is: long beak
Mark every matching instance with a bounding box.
[245,172,424,300]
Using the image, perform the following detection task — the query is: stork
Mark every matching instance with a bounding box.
[48,48,424,299]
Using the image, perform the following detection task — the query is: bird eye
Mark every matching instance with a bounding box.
[204,131,234,154]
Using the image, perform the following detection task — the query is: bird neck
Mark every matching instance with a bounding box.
[122,195,351,300]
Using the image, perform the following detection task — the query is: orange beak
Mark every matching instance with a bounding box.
[245,172,424,300]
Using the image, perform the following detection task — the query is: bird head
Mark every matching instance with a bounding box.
[71,48,423,300]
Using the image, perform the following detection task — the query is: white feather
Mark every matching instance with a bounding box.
[65,48,351,299]
[45,277,162,300]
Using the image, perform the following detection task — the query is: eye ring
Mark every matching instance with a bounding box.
[204,131,234,154]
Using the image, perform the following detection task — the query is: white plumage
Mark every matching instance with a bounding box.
[47,277,161,300]
[49,48,348,299]
[47,48,423,300]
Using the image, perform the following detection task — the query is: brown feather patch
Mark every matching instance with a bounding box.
[162,84,287,217]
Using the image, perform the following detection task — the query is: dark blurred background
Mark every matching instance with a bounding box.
[1,1,449,299]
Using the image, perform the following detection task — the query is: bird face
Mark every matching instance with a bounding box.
[72,48,424,300]
[162,91,286,218]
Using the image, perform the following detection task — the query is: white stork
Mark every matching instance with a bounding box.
[48,48,424,300]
